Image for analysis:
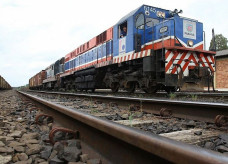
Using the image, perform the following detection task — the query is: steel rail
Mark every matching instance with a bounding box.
[27,90,228,102]
[18,91,228,164]
[28,90,228,123]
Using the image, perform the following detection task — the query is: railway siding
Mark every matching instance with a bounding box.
[28,90,228,123]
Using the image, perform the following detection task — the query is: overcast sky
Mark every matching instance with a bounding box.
[0,0,227,87]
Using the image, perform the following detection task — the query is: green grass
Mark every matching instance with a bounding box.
[169,93,176,100]
[91,109,99,113]
[129,112,134,127]
[191,94,198,101]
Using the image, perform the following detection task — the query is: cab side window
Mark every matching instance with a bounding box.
[135,13,145,29]
[119,21,127,38]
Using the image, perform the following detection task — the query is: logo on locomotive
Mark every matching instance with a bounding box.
[183,20,196,40]
[186,24,193,32]
[119,37,126,54]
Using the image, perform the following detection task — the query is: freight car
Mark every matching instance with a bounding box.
[30,5,216,93]
[0,75,11,90]
[29,71,46,90]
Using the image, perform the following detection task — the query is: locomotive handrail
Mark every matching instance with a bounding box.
[136,18,154,51]
[168,19,183,47]
[165,46,216,54]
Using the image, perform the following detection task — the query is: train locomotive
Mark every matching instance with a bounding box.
[29,4,216,93]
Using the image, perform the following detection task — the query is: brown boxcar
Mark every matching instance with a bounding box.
[29,70,45,90]
[0,75,11,89]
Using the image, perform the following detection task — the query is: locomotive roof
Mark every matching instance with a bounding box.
[116,5,141,24]
[116,4,170,24]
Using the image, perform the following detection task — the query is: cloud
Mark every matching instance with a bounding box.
[0,0,227,87]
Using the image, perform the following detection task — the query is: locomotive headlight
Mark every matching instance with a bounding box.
[157,11,162,17]
[157,11,165,18]
[187,40,194,47]
[161,12,165,18]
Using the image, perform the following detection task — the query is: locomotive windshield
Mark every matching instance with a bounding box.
[135,13,160,29]
[135,13,144,29]
[146,18,159,27]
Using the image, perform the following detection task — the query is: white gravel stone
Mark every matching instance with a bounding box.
[8,130,23,138]
[0,155,12,164]
[26,144,42,155]
[0,141,5,147]
[17,153,28,161]
[0,146,14,153]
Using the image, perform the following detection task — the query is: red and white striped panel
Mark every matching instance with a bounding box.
[165,49,215,76]
[113,49,151,63]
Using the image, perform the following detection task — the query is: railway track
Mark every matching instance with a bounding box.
[29,89,228,103]
[16,90,228,163]
[27,90,228,123]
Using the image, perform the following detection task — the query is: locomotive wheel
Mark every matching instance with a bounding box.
[126,82,136,93]
[111,83,119,93]
[143,86,157,93]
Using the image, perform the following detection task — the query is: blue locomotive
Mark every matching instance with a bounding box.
[30,4,215,93]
